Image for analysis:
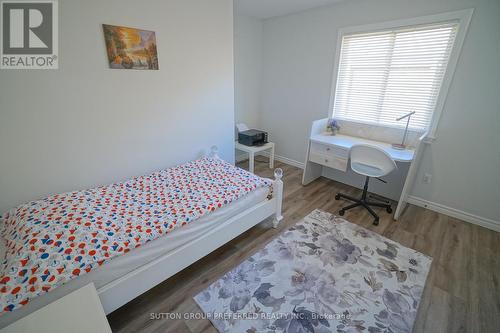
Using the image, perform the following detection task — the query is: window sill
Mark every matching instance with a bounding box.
[333,118,426,147]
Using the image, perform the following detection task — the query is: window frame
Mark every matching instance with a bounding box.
[328,9,474,139]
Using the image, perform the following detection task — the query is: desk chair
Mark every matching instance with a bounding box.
[335,144,397,226]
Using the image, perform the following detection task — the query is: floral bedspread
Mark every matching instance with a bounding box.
[0,157,271,314]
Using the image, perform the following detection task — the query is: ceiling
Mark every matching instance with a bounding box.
[235,0,345,19]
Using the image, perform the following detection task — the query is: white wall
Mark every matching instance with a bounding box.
[0,0,235,213]
[234,14,263,161]
[234,14,263,129]
[259,0,500,222]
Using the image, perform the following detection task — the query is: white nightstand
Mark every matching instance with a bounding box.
[235,141,275,174]
[1,283,112,333]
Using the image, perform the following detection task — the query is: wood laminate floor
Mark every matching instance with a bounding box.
[107,158,500,333]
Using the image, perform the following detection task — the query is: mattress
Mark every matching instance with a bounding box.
[1,157,272,315]
[0,185,270,328]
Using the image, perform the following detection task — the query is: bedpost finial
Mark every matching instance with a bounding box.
[210,145,219,158]
[274,168,283,180]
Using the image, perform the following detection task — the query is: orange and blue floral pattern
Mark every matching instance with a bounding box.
[0,157,271,314]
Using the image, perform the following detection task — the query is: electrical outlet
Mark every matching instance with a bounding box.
[423,173,432,184]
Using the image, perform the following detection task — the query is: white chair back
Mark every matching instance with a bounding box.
[350,144,397,178]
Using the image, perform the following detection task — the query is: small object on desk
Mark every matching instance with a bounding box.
[326,118,341,135]
[235,141,275,174]
[392,111,416,150]
[1,283,112,333]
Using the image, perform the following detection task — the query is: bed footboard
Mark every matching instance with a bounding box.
[209,145,283,228]
[272,168,284,228]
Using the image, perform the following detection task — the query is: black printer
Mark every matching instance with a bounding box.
[238,129,268,146]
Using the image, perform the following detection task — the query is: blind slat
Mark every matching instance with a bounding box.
[332,21,458,130]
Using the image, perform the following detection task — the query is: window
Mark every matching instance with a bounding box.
[331,20,463,132]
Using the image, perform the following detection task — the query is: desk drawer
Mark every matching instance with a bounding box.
[309,152,348,172]
[310,142,348,159]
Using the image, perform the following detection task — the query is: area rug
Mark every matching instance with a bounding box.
[194,209,432,333]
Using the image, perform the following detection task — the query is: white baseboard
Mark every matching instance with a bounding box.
[236,151,500,233]
[259,151,304,169]
[235,150,304,169]
[407,195,500,232]
[235,153,247,163]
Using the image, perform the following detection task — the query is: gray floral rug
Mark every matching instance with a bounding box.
[194,209,432,333]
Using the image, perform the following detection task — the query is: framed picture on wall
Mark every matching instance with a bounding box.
[102,24,159,70]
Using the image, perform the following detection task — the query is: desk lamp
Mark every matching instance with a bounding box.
[392,111,416,150]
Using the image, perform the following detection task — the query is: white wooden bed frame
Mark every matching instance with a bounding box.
[97,146,284,314]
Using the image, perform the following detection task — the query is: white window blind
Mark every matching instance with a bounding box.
[332,22,459,131]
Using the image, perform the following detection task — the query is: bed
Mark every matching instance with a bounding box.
[0,147,283,328]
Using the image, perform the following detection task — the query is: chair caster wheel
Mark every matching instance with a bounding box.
[386,207,392,214]
[373,218,379,226]
[335,194,340,200]
[338,210,345,216]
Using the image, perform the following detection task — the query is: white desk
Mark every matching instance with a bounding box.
[303,118,424,220]
[1,283,112,333]
[235,141,275,174]
[310,133,414,162]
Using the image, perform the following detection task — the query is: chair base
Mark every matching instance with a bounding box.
[335,177,392,226]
